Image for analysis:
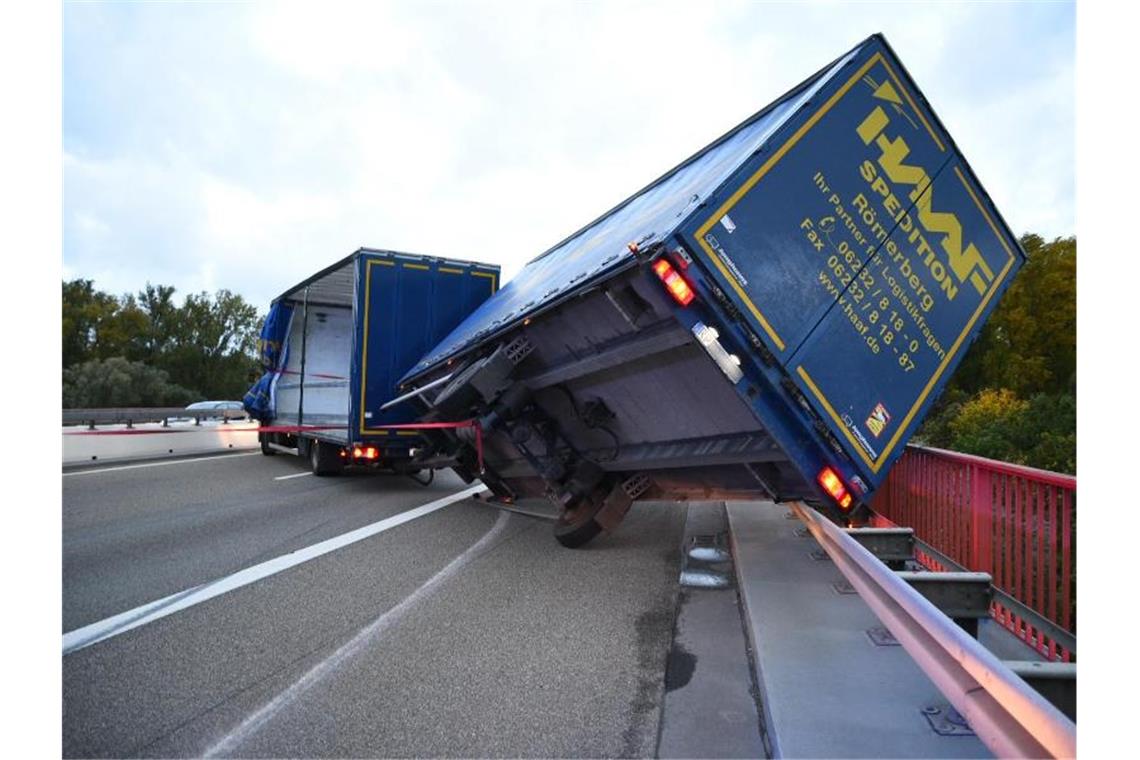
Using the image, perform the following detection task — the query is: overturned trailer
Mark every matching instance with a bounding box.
[394,34,1026,546]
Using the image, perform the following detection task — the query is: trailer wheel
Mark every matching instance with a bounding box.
[259,432,276,456]
[553,494,606,548]
[310,440,343,476]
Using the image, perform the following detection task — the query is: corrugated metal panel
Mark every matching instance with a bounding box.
[275,248,499,308]
[404,42,865,379]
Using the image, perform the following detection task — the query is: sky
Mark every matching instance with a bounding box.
[63,0,1075,310]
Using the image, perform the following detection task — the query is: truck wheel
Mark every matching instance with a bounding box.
[553,494,606,548]
[310,440,343,476]
[259,432,276,456]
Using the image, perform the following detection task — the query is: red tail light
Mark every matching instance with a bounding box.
[817,466,854,510]
[352,446,379,460]
[652,258,695,306]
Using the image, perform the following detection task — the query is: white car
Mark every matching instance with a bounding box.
[180,400,248,421]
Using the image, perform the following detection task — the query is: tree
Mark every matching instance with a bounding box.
[152,289,260,399]
[136,283,179,360]
[918,234,1076,474]
[62,279,263,403]
[63,357,198,408]
[62,279,120,367]
[948,235,1076,398]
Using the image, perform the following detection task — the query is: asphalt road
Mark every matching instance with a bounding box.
[62,452,692,757]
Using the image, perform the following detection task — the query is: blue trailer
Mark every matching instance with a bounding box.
[396,33,1027,546]
[244,248,500,475]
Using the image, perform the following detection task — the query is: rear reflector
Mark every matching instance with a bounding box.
[817,466,854,511]
[652,258,695,306]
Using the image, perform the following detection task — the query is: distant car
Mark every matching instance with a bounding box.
[182,400,248,421]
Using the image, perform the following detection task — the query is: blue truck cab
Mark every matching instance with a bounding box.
[395,34,1026,546]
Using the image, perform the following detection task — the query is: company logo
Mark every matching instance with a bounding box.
[856,79,995,299]
[866,402,891,438]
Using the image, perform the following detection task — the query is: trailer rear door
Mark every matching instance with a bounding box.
[351,253,499,438]
[678,38,1024,486]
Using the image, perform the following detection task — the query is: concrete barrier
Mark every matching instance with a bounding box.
[63,421,260,466]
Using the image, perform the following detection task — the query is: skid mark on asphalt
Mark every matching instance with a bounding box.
[62,484,486,655]
[202,510,514,758]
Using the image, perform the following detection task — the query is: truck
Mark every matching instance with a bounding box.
[243,248,500,476]
[388,33,1027,546]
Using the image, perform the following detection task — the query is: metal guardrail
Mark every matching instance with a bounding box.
[791,501,1076,759]
[873,444,1076,662]
[911,534,1077,659]
[62,407,249,428]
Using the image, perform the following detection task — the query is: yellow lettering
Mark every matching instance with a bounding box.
[857,106,889,145]
[856,97,993,297]
[860,159,877,182]
[913,191,992,295]
[873,133,927,192]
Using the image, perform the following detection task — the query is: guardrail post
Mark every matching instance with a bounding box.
[970,465,993,574]
[87,420,95,431]
[195,415,201,426]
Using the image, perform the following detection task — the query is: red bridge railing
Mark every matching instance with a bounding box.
[871,444,1076,662]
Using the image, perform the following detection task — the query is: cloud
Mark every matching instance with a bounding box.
[64,1,1075,309]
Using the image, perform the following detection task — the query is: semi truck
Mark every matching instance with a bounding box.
[243,248,500,476]
[386,33,1027,546]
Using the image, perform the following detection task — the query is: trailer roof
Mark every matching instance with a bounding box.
[403,39,867,379]
[273,248,501,308]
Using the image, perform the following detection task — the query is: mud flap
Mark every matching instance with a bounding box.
[594,474,652,533]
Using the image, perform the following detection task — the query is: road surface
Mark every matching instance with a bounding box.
[63,452,724,757]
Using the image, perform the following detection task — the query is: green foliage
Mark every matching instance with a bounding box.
[920,390,1075,474]
[949,234,1076,398]
[62,357,198,408]
[62,279,120,368]
[61,279,262,406]
[944,388,1028,463]
[1021,393,1077,475]
[918,234,1076,474]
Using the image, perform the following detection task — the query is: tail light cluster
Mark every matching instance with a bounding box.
[652,258,695,306]
[351,445,379,461]
[817,466,854,510]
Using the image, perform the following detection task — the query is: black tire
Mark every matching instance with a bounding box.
[309,440,343,476]
[553,493,607,549]
[259,432,276,456]
[553,517,603,549]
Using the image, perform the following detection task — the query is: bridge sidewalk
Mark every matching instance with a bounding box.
[726,500,991,759]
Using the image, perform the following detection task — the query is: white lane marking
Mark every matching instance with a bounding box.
[62,484,486,655]
[203,510,511,758]
[274,471,312,481]
[63,451,260,477]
